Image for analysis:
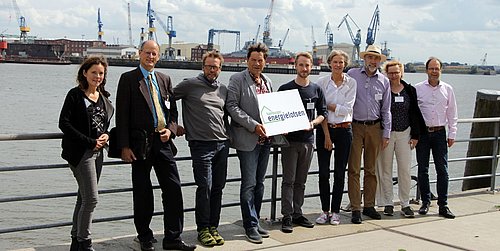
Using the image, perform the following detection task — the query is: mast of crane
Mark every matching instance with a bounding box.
[278,28,289,51]
[311,26,317,59]
[11,0,30,42]
[146,0,156,41]
[127,2,133,46]
[366,4,380,48]
[262,0,274,48]
[337,14,361,61]
[97,8,104,41]
[324,22,334,56]
[253,25,261,44]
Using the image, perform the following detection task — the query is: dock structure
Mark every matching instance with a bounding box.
[13,188,500,251]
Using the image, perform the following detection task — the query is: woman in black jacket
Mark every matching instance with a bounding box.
[375,60,424,218]
[59,56,114,251]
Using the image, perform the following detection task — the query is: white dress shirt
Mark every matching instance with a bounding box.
[316,73,357,124]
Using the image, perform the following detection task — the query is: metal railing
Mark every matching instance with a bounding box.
[1,117,499,235]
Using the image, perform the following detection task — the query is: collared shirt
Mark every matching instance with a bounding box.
[347,67,392,138]
[316,73,356,124]
[249,72,270,95]
[415,80,458,139]
[139,65,166,128]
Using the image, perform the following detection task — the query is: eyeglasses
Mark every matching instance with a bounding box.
[204,65,220,70]
[387,72,401,75]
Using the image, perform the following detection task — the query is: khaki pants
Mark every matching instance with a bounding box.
[348,122,382,211]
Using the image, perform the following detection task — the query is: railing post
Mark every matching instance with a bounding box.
[490,121,499,191]
[270,147,279,222]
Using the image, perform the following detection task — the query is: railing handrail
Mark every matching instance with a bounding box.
[1,117,499,235]
[1,117,499,142]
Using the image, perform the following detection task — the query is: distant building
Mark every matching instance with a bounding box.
[35,39,106,57]
[85,45,138,58]
[159,42,219,61]
[315,43,354,64]
[191,45,210,61]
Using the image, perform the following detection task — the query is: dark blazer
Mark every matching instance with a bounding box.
[401,79,425,140]
[59,87,114,167]
[115,67,178,150]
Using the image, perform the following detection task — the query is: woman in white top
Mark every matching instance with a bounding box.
[315,50,357,225]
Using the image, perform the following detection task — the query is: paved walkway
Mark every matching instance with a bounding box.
[15,189,500,251]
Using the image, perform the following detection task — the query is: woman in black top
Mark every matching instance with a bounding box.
[59,56,114,251]
[375,60,424,218]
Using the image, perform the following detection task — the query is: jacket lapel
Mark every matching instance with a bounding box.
[244,70,258,99]
[137,68,155,116]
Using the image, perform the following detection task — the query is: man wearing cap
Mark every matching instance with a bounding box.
[414,57,457,219]
[347,45,391,224]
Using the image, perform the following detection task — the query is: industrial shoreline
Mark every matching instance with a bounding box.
[2,56,497,75]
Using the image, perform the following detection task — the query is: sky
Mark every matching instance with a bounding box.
[1,0,500,65]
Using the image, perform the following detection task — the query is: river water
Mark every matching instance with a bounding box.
[0,63,498,250]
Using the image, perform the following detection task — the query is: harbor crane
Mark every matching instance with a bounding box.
[146,0,156,41]
[207,29,241,52]
[97,8,104,41]
[366,4,380,48]
[278,28,289,51]
[262,0,274,48]
[337,13,362,61]
[11,0,30,42]
[151,10,176,59]
[324,22,334,55]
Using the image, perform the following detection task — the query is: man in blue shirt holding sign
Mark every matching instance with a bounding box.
[277,52,327,233]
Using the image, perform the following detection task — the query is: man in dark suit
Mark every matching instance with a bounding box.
[115,40,196,251]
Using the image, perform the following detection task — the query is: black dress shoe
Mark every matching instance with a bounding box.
[362,207,381,219]
[139,240,154,251]
[351,210,362,224]
[162,240,196,251]
[419,203,430,215]
[292,215,315,228]
[439,206,455,219]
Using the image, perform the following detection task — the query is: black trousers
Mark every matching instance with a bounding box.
[132,134,183,242]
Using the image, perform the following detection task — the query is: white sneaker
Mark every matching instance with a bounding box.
[330,212,340,225]
[315,212,330,224]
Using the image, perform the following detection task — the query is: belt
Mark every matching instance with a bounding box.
[352,119,381,125]
[328,122,351,128]
[427,126,445,132]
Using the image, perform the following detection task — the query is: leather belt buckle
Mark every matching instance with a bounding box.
[353,119,380,125]
[427,126,444,132]
[329,122,352,128]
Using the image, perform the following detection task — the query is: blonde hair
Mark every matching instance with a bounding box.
[327,50,350,67]
[295,52,313,64]
[382,60,404,78]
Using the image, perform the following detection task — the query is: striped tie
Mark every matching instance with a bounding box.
[148,74,166,131]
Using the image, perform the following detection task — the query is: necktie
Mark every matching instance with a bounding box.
[148,74,166,131]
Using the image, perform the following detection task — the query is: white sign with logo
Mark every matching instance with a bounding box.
[257,89,310,136]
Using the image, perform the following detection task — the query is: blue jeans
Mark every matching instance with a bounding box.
[316,127,352,213]
[237,143,271,229]
[416,129,449,207]
[189,140,229,231]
